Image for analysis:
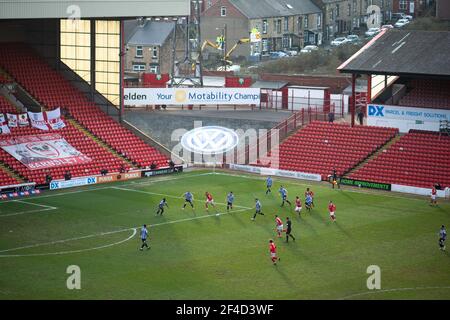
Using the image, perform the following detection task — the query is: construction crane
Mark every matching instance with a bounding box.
[201,38,250,66]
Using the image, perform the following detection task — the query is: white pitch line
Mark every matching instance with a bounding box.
[0,229,137,257]
[111,186,253,210]
[0,207,56,218]
[0,208,250,257]
[0,172,210,203]
[13,199,57,210]
[339,286,450,300]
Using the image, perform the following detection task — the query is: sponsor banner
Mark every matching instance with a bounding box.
[229,164,321,182]
[49,176,97,190]
[339,177,391,191]
[124,88,261,106]
[391,184,449,198]
[0,134,91,170]
[141,166,183,177]
[97,171,142,184]
[367,104,450,132]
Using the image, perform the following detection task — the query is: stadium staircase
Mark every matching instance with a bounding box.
[67,117,137,169]
[0,43,170,181]
[344,134,402,178]
[255,121,398,180]
[348,130,450,188]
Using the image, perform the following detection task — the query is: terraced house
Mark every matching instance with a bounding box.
[201,0,323,58]
[313,0,393,40]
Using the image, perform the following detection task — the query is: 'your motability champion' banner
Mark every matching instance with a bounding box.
[0,134,91,170]
[124,88,261,105]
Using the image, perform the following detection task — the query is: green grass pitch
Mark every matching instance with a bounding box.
[0,169,449,299]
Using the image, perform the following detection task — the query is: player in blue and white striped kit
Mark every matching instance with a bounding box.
[182,191,194,210]
[279,186,292,207]
[266,176,273,195]
[439,225,446,251]
[139,224,150,251]
[252,198,264,220]
[156,198,168,215]
[226,192,235,212]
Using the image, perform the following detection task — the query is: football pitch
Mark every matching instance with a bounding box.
[0,169,449,300]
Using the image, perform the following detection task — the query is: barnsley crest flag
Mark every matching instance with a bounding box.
[6,113,18,127]
[27,111,49,131]
[46,107,65,130]
[0,114,11,135]
[18,113,29,127]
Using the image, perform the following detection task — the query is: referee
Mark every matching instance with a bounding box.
[285,217,295,243]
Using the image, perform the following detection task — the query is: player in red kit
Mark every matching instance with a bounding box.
[275,215,284,238]
[269,239,280,265]
[205,192,216,212]
[294,196,302,216]
[328,201,336,222]
[430,186,437,206]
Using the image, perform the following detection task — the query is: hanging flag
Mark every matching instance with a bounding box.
[46,107,65,130]
[0,114,11,134]
[6,113,18,127]
[18,113,29,127]
[27,111,49,131]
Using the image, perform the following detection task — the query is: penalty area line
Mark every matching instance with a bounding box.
[0,207,251,257]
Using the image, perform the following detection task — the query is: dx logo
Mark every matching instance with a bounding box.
[368,105,384,117]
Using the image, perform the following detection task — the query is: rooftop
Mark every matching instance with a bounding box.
[338,30,450,78]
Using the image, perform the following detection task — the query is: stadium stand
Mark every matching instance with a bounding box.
[0,43,168,170]
[399,79,450,109]
[258,121,398,179]
[349,130,450,188]
[0,96,133,184]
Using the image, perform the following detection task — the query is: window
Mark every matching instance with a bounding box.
[262,39,268,52]
[399,0,407,10]
[136,46,143,57]
[284,17,289,32]
[149,65,159,74]
[95,20,120,106]
[262,20,268,34]
[276,19,282,33]
[353,0,357,14]
[207,0,212,8]
[220,6,227,17]
[60,19,91,83]
[132,63,146,71]
[330,8,335,21]
[336,4,340,17]
[317,14,321,28]
[304,15,309,29]
[152,47,158,59]
[348,3,351,16]
[297,17,303,33]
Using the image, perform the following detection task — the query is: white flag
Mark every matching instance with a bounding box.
[18,113,29,127]
[27,111,49,131]
[6,113,18,127]
[0,114,11,134]
[46,107,65,130]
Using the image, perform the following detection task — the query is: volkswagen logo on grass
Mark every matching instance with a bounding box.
[181,126,239,154]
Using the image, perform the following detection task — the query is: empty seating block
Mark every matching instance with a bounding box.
[349,131,450,188]
[258,121,398,179]
[0,43,169,170]
[399,79,450,109]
